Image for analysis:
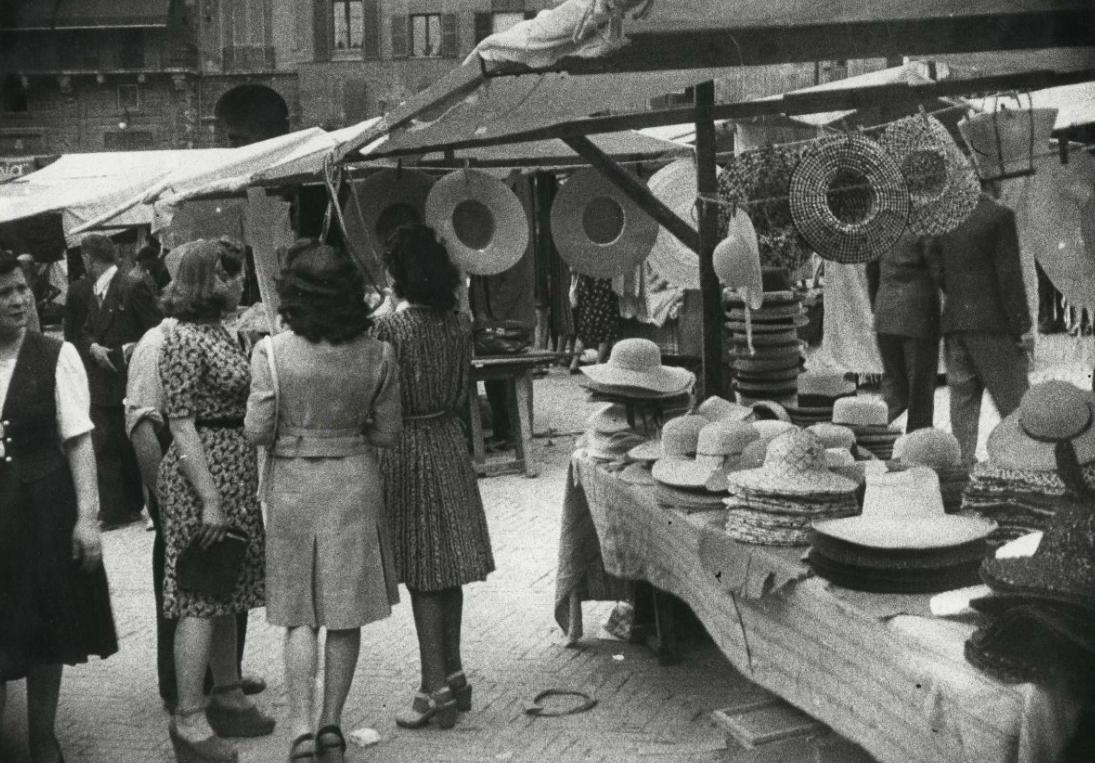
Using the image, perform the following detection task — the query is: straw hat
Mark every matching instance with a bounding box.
[659,414,709,457]
[987,380,1095,472]
[749,401,791,423]
[645,158,700,288]
[581,338,695,394]
[713,209,763,309]
[350,168,436,265]
[736,438,769,470]
[832,397,888,428]
[626,440,662,463]
[652,420,752,491]
[584,429,647,461]
[619,462,656,486]
[695,396,754,423]
[717,145,812,272]
[424,169,529,275]
[825,448,856,468]
[586,403,632,435]
[893,428,962,469]
[789,134,910,264]
[808,423,857,451]
[550,167,659,279]
[727,429,857,496]
[798,372,855,400]
[879,114,981,236]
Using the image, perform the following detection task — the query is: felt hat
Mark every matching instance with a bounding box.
[646,158,701,289]
[893,428,962,469]
[808,423,857,451]
[424,169,529,275]
[879,114,981,236]
[832,397,889,428]
[695,396,754,423]
[727,429,857,496]
[581,338,695,394]
[717,145,812,272]
[987,380,1095,472]
[789,134,910,264]
[713,209,763,309]
[349,168,436,267]
[550,167,658,279]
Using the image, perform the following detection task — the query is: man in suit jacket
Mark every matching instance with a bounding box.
[867,234,941,433]
[77,233,163,528]
[63,274,93,344]
[928,193,1032,465]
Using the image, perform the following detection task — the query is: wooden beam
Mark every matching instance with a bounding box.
[561,135,700,256]
[694,81,723,400]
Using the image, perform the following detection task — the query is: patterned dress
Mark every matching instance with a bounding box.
[373,308,495,591]
[157,322,265,618]
[575,275,619,347]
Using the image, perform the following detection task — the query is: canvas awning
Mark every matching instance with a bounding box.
[0,0,171,30]
[965,81,1095,132]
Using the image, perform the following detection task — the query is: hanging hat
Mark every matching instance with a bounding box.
[789,134,910,264]
[727,429,856,496]
[695,396,754,423]
[645,158,701,289]
[893,428,962,469]
[958,105,1059,183]
[880,114,981,236]
[987,380,1095,472]
[424,168,529,276]
[349,168,436,267]
[581,338,695,394]
[717,145,813,272]
[550,167,658,279]
[713,209,763,309]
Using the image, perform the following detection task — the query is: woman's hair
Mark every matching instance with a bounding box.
[276,239,371,344]
[0,249,18,277]
[383,224,460,312]
[159,239,234,322]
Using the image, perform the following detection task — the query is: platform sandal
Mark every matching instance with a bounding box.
[315,724,346,763]
[169,706,238,763]
[288,732,316,762]
[446,670,473,712]
[394,686,457,729]
[205,682,277,738]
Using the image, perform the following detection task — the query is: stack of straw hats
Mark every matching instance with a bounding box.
[892,428,969,513]
[723,430,859,546]
[581,338,694,401]
[809,466,996,593]
[652,420,761,508]
[582,403,647,462]
[832,397,900,460]
[784,372,856,427]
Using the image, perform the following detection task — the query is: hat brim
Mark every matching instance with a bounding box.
[619,462,657,486]
[728,466,856,495]
[346,169,436,282]
[647,159,701,289]
[582,363,695,394]
[987,398,1095,472]
[725,315,809,333]
[980,554,1095,611]
[627,440,663,462]
[652,456,720,491]
[425,169,529,276]
[812,515,997,550]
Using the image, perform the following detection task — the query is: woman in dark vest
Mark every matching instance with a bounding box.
[0,249,118,763]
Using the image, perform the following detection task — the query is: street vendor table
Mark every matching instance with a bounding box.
[554,452,1086,763]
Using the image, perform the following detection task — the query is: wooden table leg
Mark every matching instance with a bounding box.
[512,372,538,478]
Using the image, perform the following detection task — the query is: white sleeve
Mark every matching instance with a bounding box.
[55,342,95,442]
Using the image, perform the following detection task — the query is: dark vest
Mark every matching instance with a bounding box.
[1,332,68,485]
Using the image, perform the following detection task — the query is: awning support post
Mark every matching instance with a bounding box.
[694,80,723,401]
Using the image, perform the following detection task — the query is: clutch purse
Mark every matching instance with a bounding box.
[177,528,248,599]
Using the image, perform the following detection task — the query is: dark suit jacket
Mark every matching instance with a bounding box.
[78,271,163,406]
[929,195,1031,339]
[867,234,940,339]
[63,277,94,344]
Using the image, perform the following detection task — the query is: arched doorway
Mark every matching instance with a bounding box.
[214,84,289,147]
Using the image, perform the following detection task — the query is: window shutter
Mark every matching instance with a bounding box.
[342,78,368,124]
[313,0,331,62]
[362,0,380,60]
[390,14,408,59]
[473,13,492,43]
[440,14,458,58]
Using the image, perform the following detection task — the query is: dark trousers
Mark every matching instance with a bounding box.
[485,379,512,441]
[876,333,939,433]
[90,404,144,524]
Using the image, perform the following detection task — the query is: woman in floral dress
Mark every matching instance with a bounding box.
[157,241,273,762]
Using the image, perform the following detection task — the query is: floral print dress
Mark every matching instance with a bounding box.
[156,322,265,618]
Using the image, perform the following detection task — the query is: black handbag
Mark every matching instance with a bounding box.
[472,319,532,356]
[177,528,249,599]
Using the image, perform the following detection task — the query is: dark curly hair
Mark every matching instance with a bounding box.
[160,239,233,322]
[276,240,371,344]
[383,224,460,312]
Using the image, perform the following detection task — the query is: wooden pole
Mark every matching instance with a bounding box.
[694,81,722,401]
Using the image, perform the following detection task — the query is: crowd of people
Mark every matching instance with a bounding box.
[0,223,495,763]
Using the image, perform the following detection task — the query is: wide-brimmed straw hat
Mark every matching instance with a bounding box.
[424,169,529,275]
[350,168,435,265]
[880,114,981,236]
[581,338,694,394]
[987,380,1095,472]
[645,158,700,289]
[789,134,910,264]
[714,209,763,309]
[550,167,658,279]
[893,428,962,469]
[727,429,857,496]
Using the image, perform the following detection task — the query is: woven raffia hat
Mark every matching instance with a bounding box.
[424,169,529,275]
[550,167,659,279]
[713,209,763,309]
[646,158,701,289]
[987,380,1095,472]
[790,134,910,264]
[880,114,981,236]
[727,429,857,495]
[581,338,694,394]
[893,427,962,469]
[717,145,812,272]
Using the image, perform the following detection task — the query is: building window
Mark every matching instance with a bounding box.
[118,84,140,111]
[117,30,145,69]
[410,14,442,57]
[1,76,29,113]
[332,0,363,51]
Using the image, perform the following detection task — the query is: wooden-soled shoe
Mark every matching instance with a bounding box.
[394,687,457,729]
[206,683,276,738]
[446,671,472,712]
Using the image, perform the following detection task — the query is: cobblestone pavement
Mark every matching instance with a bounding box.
[3,337,1090,762]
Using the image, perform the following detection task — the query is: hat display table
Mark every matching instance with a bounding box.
[555,451,1085,763]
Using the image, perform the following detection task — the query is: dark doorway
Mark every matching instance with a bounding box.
[214,84,289,147]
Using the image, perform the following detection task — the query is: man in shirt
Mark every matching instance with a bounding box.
[77,233,162,529]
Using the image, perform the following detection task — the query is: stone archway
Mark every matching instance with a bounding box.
[214,84,289,147]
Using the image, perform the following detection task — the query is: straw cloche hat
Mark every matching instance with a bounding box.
[893,428,962,469]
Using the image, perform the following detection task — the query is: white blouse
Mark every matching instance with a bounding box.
[0,341,95,442]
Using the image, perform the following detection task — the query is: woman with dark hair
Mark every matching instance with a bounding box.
[157,241,274,762]
[245,240,402,762]
[374,224,495,730]
[0,249,118,763]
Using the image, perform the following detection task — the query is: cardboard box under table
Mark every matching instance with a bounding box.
[554,452,1086,763]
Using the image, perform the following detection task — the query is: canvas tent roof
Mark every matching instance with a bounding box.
[965,81,1095,132]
